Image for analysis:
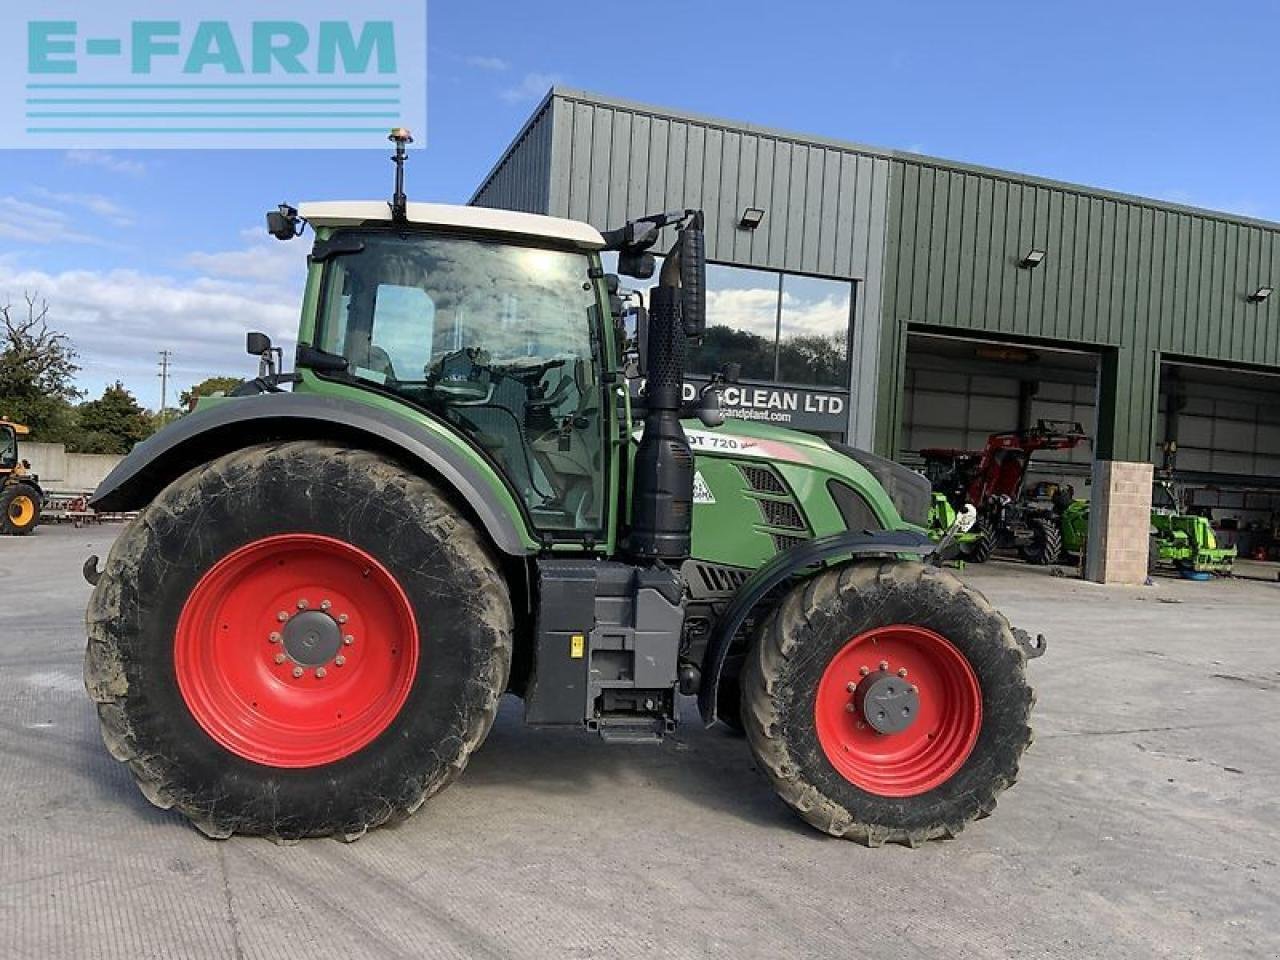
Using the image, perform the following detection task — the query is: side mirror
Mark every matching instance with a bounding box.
[618,251,655,279]
[678,216,706,338]
[266,204,300,241]
[246,331,273,356]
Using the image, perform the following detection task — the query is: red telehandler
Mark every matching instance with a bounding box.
[921,420,1089,565]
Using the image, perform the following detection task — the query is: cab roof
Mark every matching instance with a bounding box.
[298,201,605,250]
[0,420,29,435]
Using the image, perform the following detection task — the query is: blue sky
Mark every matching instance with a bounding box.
[1,0,1277,409]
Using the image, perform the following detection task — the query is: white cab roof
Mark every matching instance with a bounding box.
[298,201,605,249]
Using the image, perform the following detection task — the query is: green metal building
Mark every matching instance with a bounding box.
[474,88,1280,568]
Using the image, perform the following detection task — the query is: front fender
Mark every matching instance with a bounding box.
[90,392,535,556]
[697,529,935,725]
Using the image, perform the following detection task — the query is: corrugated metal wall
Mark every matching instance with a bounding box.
[474,89,1280,464]
[472,98,555,215]
[878,161,1280,461]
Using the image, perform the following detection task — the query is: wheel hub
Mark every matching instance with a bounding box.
[282,609,342,666]
[854,669,920,734]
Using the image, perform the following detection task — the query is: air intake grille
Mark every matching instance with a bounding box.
[695,563,751,594]
[772,533,808,553]
[738,463,786,494]
[758,498,806,530]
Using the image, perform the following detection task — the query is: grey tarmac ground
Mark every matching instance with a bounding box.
[1,524,1278,960]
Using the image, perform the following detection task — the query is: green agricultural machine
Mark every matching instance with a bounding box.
[1059,480,1235,575]
[82,132,1043,846]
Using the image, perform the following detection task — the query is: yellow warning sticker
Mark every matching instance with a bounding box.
[570,634,585,659]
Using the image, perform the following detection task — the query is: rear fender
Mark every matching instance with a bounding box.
[697,529,935,724]
[89,393,535,556]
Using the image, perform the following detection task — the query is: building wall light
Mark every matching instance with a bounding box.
[739,207,765,230]
[1019,248,1046,269]
[1248,285,1273,303]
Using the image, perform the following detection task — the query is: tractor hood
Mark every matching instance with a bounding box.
[660,418,931,529]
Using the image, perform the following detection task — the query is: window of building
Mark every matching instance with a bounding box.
[602,254,852,388]
[777,274,852,387]
[688,264,780,382]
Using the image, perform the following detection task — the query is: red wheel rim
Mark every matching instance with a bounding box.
[174,534,419,768]
[814,625,981,797]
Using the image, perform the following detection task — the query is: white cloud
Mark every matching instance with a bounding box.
[185,229,305,286]
[29,187,134,227]
[705,285,851,341]
[0,196,107,247]
[0,235,306,407]
[465,55,509,72]
[499,72,559,103]
[64,150,147,177]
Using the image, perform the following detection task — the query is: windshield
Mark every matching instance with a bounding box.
[316,231,606,535]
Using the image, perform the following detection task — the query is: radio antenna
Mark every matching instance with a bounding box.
[389,128,413,222]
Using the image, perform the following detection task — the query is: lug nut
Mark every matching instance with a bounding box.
[277,611,289,622]
[320,599,332,611]
[845,703,858,713]
[343,635,354,646]
[846,681,857,694]
[315,667,327,679]
[879,660,889,672]
[859,666,870,677]
[337,614,349,624]
[268,632,281,644]
[909,684,918,694]
[296,598,309,610]
[274,653,286,664]
[334,655,346,667]
[292,666,304,678]
[898,667,908,678]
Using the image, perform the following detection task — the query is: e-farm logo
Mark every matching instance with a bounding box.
[2,3,426,149]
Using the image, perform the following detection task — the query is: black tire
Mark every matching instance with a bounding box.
[1,483,40,535]
[961,519,995,563]
[740,561,1033,847]
[1020,519,1062,566]
[84,442,513,841]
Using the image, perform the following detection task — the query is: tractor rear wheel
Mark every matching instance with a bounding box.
[84,441,513,841]
[1,484,40,535]
[1020,519,1062,565]
[740,561,1033,846]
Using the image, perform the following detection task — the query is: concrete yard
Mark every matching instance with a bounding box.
[2,525,1277,960]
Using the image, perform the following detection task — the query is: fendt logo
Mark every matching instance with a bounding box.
[2,3,427,149]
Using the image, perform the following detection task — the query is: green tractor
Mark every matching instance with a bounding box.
[1,419,43,536]
[1059,480,1234,575]
[82,132,1042,846]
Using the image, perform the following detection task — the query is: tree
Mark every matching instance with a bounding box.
[0,293,83,441]
[777,333,848,387]
[76,382,154,455]
[180,375,243,409]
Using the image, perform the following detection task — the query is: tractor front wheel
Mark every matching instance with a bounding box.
[740,561,1033,846]
[1020,518,1063,565]
[1,484,40,535]
[84,442,513,841]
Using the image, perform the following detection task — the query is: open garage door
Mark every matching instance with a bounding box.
[1159,361,1280,561]
[900,331,1099,495]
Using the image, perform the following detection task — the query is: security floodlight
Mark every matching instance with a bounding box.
[1019,248,1046,269]
[739,206,765,230]
[1248,285,1273,303]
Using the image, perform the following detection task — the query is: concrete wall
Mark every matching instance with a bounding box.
[22,442,122,494]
